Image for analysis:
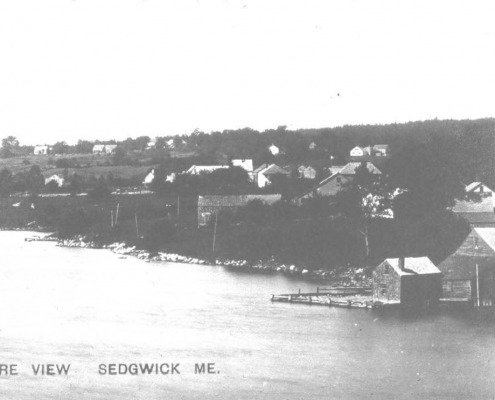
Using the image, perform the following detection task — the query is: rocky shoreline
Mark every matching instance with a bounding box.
[32,234,371,286]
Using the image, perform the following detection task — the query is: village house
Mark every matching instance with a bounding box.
[349,145,390,158]
[297,165,317,180]
[143,168,155,187]
[293,162,381,204]
[44,174,64,187]
[186,165,229,175]
[197,194,282,227]
[465,182,494,198]
[92,144,118,154]
[33,145,50,155]
[268,144,280,156]
[252,164,291,188]
[373,257,442,308]
[309,142,317,151]
[452,195,495,227]
[146,141,156,150]
[436,228,495,306]
[232,159,254,173]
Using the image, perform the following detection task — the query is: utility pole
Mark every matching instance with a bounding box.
[476,263,480,308]
[111,210,114,228]
[115,203,120,225]
[135,214,140,239]
[212,212,218,254]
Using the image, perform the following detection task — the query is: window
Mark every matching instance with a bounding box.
[474,237,479,249]
[380,284,387,296]
[384,265,390,274]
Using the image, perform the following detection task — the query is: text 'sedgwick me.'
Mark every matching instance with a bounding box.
[0,363,220,376]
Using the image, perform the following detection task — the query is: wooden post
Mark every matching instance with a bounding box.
[115,203,120,225]
[111,210,114,228]
[476,263,480,308]
[135,214,140,239]
[212,212,218,253]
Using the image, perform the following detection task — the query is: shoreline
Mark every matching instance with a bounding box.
[24,231,370,286]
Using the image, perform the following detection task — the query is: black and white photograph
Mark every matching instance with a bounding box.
[1,0,495,398]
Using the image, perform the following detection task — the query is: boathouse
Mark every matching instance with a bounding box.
[372,257,442,307]
[437,228,495,305]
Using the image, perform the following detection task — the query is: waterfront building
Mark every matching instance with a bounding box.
[372,257,442,307]
[437,227,495,306]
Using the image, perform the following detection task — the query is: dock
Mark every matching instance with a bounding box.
[271,287,381,309]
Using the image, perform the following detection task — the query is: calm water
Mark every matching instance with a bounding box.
[0,231,494,399]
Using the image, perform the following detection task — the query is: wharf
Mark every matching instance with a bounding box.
[271,287,385,309]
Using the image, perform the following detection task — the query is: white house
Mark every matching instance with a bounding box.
[93,144,118,154]
[44,175,64,187]
[143,169,155,187]
[374,144,390,157]
[34,145,50,155]
[186,165,229,175]
[232,159,254,172]
[465,182,494,198]
[253,164,291,188]
[349,146,371,157]
[268,144,280,156]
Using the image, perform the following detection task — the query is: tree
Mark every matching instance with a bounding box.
[69,174,84,196]
[1,136,19,158]
[25,165,45,195]
[0,168,13,197]
[88,177,112,199]
[52,141,70,155]
[335,162,394,260]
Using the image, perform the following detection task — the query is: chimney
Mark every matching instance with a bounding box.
[398,257,405,271]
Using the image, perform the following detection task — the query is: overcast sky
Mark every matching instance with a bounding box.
[1,0,494,145]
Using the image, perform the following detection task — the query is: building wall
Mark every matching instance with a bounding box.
[401,275,442,308]
[372,261,401,303]
[442,279,472,299]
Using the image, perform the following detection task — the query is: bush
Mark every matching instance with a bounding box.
[144,218,177,249]
[57,208,91,237]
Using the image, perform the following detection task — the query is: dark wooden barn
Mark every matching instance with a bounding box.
[437,228,495,306]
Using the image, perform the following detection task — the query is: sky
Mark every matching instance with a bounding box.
[1,0,495,145]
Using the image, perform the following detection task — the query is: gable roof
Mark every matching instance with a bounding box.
[436,228,495,280]
[338,162,381,175]
[383,257,441,276]
[465,182,494,193]
[260,164,290,176]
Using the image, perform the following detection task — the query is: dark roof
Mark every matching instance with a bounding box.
[339,162,381,175]
[453,197,493,213]
[198,194,282,208]
[437,228,495,279]
[456,212,495,225]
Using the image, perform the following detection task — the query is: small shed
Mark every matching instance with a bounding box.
[373,257,442,308]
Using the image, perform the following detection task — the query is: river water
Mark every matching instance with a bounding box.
[0,231,494,399]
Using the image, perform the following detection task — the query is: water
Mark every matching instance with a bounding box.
[0,231,494,399]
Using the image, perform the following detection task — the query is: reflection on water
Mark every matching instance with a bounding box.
[0,231,494,399]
